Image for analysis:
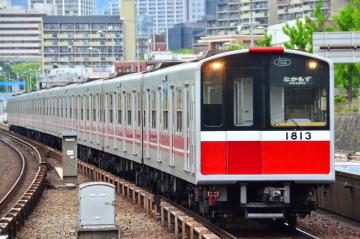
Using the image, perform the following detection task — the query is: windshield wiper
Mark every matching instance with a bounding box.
[288,118,304,130]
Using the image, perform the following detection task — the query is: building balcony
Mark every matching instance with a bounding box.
[105,34,114,38]
[74,42,84,46]
[240,6,250,11]
[75,57,84,61]
[240,14,250,19]
[254,12,266,18]
[58,34,68,38]
[43,34,53,39]
[89,34,101,38]
[58,42,69,46]
[60,57,69,61]
[289,7,303,13]
[90,57,100,61]
[106,42,115,46]
[89,42,101,46]
[44,41,54,46]
[44,57,55,62]
[74,34,84,38]
[106,57,115,61]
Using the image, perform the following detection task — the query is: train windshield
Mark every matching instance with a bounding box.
[269,56,328,127]
[201,53,330,131]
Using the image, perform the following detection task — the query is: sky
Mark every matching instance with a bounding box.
[11,0,111,14]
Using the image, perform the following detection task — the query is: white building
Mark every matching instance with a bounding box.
[135,0,206,34]
[28,0,95,15]
[0,0,10,8]
[189,0,205,22]
[0,8,46,61]
[102,1,119,15]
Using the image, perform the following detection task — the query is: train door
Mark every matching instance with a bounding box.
[132,91,136,155]
[183,84,195,172]
[113,92,117,150]
[226,69,261,174]
[169,86,175,166]
[145,89,150,159]
[121,91,126,152]
[96,94,100,145]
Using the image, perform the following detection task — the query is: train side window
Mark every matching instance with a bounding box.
[127,92,132,126]
[118,92,122,124]
[137,92,141,127]
[202,63,224,127]
[92,94,96,121]
[133,91,137,127]
[163,87,168,130]
[109,93,113,123]
[233,77,254,126]
[70,96,72,118]
[151,91,156,129]
[176,87,183,132]
[86,95,90,121]
[81,95,84,121]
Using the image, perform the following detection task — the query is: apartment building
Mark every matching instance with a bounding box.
[135,0,207,34]
[42,15,123,71]
[206,0,346,36]
[0,0,10,8]
[28,0,95,15]
[0,8,45,61]
[102,1,119,15]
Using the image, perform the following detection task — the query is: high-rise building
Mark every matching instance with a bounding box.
[189,0,206,22]
[42,15,124,71]
[28,0,95,15]
[206,0,347,36]
[0,0,11,8]
[135,0,207,34]
[120,0,136,60]
[102,1,119,15]
[0,8,45,61]
[168,22,205,50]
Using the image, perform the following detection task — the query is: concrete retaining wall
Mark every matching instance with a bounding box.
[318,171,360,222]
[335,114,360,152]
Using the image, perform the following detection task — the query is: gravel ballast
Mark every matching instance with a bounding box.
[15,168,174,239]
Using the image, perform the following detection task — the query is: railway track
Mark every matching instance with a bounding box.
[0,136,26,215]
[0,129,47,238]
[1,128,320,239]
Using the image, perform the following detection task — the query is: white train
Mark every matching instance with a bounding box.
[7,48,334,226]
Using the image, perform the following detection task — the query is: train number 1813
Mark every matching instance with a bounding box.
[285,131,311,140]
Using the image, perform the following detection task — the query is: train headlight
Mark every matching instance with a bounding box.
[308,61,318,70]
[211,62,223,70]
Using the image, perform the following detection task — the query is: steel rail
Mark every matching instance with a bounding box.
[0,136,26,212]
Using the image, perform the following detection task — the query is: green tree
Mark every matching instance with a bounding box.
[12,61,40,92]
[226,42,246,51]
[173,49,194,54]
[256,32,272,47]
[282,0,328,52]
[332,0,360,104]
[335,64,360,103]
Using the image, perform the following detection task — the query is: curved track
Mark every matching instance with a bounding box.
[4,129,320,239]
[0,137,26,214]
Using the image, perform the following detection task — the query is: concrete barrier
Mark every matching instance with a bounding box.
[318,171,360,222]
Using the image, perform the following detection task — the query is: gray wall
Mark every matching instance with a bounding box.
[335,114,360,152]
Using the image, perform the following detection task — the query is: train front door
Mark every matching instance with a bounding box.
[226,69,262,174]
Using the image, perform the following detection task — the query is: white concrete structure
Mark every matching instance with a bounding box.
[0,0,10,8]
[135,0,205,34]
[28,0,95,15]
[0,8,45,61]
[267,18,305,46]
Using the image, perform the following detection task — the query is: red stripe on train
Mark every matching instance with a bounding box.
[201,141,330,175]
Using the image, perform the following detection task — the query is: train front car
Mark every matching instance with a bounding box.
[197,48,334,225]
